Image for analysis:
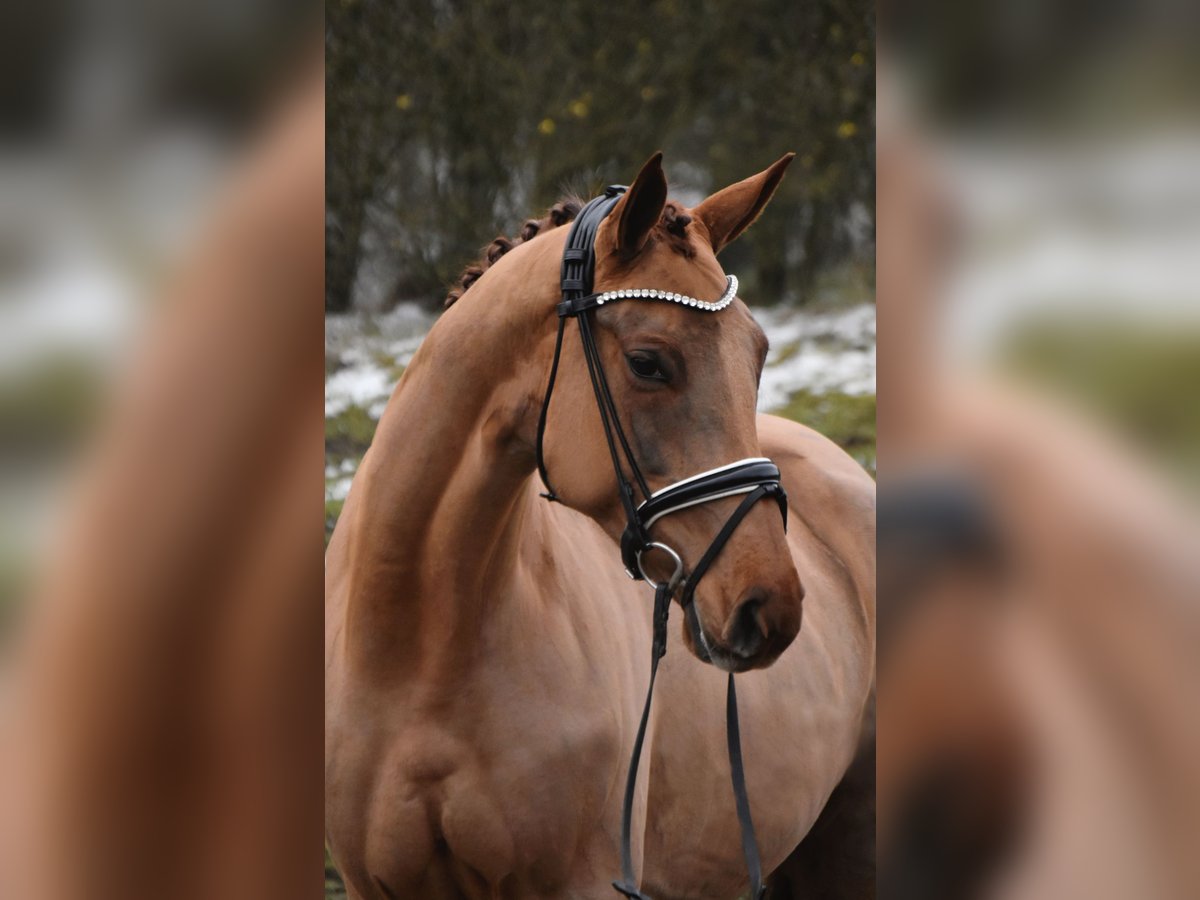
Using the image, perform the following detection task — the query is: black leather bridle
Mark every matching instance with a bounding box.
[535,186,788,900]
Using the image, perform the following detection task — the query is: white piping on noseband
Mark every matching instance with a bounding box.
[647,456,772,498]
[594,275,738,313]
[638,456,773,530]
[642,486,765,530]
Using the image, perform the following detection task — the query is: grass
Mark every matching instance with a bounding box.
[773,389,876,475]
[325,846,347,899]
[325,404,378,461]
[325,404,377,544]
[324,498,345,546]
[1003,321,1200,493]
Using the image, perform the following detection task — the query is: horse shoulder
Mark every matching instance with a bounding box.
[757,412,875,546]
[756,411,875,673]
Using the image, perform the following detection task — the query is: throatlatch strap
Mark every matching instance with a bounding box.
[535,317,568,500]
[612,583,671,900]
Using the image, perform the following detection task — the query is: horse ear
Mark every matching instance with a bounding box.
[693,153,795,254]
[610,151,667,256]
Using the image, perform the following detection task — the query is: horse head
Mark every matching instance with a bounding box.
[541,152,804,672]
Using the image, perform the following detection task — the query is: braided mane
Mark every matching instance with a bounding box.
[444,198,581,308]
[444,198,695,309]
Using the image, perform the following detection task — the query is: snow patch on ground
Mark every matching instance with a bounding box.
[325,303,436,416]
[324,363,392,418]
[755,304,876,410]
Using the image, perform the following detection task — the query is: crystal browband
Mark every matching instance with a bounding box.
[557,275,738,318]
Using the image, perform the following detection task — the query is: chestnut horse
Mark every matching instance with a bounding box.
[325,154,875,899]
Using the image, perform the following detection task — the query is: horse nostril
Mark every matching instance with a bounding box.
[726,594,768,659]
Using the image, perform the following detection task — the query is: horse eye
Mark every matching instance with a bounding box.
[627,353,665,381]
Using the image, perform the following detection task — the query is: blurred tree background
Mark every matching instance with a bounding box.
[326,0,874,312]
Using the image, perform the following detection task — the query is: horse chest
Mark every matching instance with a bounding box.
[352,662,626,895]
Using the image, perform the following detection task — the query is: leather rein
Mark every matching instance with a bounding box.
[534,186,787,900]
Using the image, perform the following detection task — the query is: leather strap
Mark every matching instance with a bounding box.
[727,673,767,900]
[537,187,636,503]
[613,483,784,899]
[611,582,671,900]
[557,292,606,318]
[535,316,568,501]
[578,310,652,506]
[612,626,769,900]
[638,459,781,527]
[678,483,787,609]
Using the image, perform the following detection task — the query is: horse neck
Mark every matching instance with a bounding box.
[338,234,565,668]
